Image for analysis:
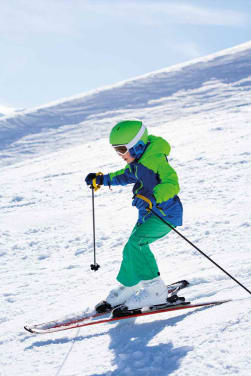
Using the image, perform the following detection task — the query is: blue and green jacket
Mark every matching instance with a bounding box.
[103,135,183,226]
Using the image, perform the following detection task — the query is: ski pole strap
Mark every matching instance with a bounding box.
[135,194,153,212]
[92,172,103,192]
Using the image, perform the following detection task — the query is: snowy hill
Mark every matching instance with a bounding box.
[1,41,251,167]
[1,42,251,376]
[0,105,18,118]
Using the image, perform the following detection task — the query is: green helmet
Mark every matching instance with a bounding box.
[109,120,148,148]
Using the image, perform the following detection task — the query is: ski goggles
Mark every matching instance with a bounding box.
[113,145,129,155]
[112,124,146,156]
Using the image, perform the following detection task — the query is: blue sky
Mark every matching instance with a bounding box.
[0,0,251,111]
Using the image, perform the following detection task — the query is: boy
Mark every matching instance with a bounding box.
[85,120,183,314]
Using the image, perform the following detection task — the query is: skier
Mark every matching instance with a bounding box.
[85,120,183,314]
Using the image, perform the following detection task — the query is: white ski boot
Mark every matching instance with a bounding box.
[124,276,168,310]
[106,284,141,306]
[95,283,141,313]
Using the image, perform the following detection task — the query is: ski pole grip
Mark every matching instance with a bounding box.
[135,194,153,212]
[92,172,103,192]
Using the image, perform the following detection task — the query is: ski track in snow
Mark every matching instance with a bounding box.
[1,42,251,376]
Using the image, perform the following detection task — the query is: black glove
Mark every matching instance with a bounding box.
[85,173,104,187]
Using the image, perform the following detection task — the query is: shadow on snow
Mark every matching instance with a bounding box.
[93,312,193,376]
[25,308,202,375]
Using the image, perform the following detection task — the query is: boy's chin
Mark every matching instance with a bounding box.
[126,158,135,164]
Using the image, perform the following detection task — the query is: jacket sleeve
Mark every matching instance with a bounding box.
[153,155,180,203]
[103,166,137,186]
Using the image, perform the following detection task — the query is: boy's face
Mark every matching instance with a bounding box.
[121,150,135,164]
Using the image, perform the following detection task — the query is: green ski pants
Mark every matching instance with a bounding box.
[116,215,173,286]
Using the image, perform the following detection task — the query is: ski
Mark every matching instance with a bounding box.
[24,279,188,334]
[24,299,231,334]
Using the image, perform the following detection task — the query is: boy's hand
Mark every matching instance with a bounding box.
[132,193,156,210]
[85,173,104,189]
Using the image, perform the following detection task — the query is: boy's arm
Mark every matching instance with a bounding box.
[153,155,180,203]
[103,166,136,186]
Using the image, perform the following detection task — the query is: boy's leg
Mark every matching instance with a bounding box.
[117,215,173,287]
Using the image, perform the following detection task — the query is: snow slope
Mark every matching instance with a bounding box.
[1,42,251,376]
[0,105,19,118]
[1,41,251,167]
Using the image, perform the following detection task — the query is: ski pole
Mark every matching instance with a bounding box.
[90,186,100,271]
[136,194,251,296]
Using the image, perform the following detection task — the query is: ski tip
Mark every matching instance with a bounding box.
[175,280,189,287]
[24,325,34,334]
[182,280,189,287]
[215,298,232,305]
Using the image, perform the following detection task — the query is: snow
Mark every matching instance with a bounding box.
[0,105,19,118]
[1,41,251,375]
